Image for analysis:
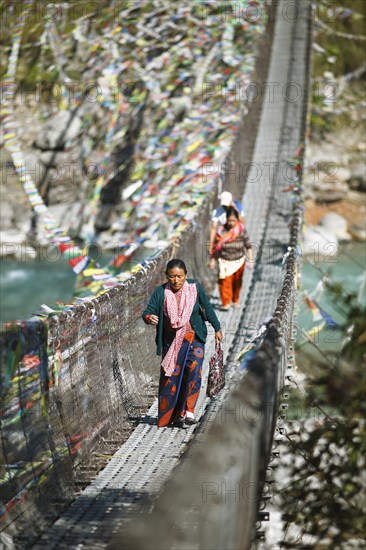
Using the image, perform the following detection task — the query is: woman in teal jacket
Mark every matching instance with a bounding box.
[142,259,222,428]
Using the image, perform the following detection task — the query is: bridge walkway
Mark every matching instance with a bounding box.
[34,2,311,548]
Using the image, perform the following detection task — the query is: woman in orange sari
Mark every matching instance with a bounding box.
[210,206,254,310]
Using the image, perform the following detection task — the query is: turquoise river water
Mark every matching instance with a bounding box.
[0,242,365,325]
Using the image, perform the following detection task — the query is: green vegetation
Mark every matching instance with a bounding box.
[311,0,366,138]
[0,0,111,86]
[281,284,366,548]
[313,0,366,76]
[280,4,366,544]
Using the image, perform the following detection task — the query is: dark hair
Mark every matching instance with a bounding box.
[225,206,239,219]
[165,258,187,274]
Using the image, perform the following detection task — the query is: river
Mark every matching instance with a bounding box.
[300,240,365,331]
[0,242,365,324]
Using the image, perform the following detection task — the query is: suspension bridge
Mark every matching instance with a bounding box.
[1,1,312,548]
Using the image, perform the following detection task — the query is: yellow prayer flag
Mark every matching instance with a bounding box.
[186,139,203,153]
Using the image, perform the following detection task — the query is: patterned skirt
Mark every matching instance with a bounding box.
[158,330,205,428]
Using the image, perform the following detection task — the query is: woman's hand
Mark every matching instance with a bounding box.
[215,330,223,342]
[209,258,216,270]
[148,314,159,325]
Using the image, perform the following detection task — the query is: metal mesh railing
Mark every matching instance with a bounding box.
[110,2,312,548]
[0,58,268,546]
[0,1,312,548]
[0,195,216,543]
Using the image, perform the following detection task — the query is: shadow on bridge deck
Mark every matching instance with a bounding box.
[32,1,312,548]
[0,0,311,550]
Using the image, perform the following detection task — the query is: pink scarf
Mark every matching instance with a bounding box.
[161,281,197,376]
[211,221,244,258]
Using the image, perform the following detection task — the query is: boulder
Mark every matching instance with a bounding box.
[313,170,349,192]
[0,195,14,229]
[305,142,346,169]
[95,231,124,250]
[301,226,339,258]
[20,151,44,185]
[332,167,351,183]
[0,186,33,232]
[347,163,366,193]
[34,111,82,150]
[94,204,116,232]
[314,191,346,203]
[0,532,15,550]
[0,230,28,258]
[46,202,83,237]
[14,245,37,260]
[349,224,366,241]
[39,150,71,167]
[319,212,351,241]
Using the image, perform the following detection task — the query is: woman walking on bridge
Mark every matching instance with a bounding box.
[142,259,222,428]
[210,206,254,310]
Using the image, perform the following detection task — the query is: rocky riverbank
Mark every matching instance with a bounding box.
[0,97,82,253]
[1,1,365,260]
[302,124,366,255]
[2,100,365,255]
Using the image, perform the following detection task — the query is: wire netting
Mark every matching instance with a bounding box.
[0,2,311,546]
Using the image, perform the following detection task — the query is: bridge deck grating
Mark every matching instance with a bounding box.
[34,2,310,547]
